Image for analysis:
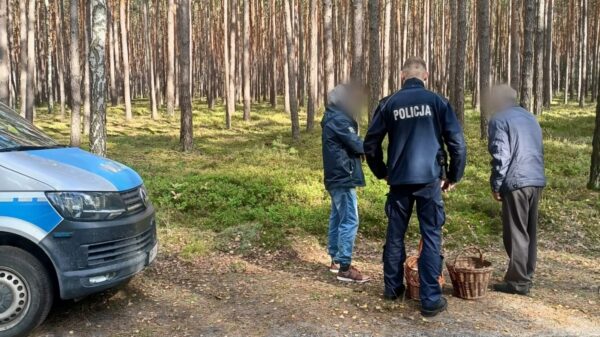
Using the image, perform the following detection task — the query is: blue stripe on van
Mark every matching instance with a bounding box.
[0,199,63,233]
[27,147,143,191]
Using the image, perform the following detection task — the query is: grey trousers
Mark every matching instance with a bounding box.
[501,187,543,292]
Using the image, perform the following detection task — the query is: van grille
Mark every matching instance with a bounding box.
[85,228,154,267]
[120,187,147,217]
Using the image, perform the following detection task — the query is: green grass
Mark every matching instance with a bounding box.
[33,98,600,255]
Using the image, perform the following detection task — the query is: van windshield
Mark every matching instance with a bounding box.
[0,103,59,151]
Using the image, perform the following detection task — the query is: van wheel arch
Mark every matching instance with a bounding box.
[0,232,59,299]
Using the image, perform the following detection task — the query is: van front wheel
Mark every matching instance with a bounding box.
[0,246,53,337]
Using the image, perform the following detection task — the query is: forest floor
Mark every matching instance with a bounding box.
[27,99,600,336]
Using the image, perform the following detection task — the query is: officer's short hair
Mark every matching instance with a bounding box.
[402,57,427,71]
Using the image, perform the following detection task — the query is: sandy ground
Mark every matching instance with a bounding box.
[32,234,600,337]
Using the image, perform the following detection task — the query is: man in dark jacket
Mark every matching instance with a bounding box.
[321,83,369,283]
[487,85,546,295]
[364,57,467,317]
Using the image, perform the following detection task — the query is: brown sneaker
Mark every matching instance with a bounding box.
[329,262,340,274]
[337,266,370,283]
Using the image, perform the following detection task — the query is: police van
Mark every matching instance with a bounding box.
[0,103,157,337]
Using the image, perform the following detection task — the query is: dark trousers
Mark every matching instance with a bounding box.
[502,187,543,292]
[384,180,445,308]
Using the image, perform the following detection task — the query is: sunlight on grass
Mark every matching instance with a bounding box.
[33,99,600,255]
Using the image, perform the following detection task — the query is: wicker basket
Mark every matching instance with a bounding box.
[404,240,445,300]
[446,247,493,300]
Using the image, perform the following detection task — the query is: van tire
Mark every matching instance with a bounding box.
[0,246,54,337]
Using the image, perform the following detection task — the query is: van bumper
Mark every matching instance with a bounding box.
[39,205,157,300]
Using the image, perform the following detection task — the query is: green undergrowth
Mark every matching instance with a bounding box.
[33,97,600,256]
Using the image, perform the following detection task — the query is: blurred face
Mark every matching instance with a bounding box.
[342,85,366,118]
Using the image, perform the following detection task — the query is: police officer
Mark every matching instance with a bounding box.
[364,57,467,317]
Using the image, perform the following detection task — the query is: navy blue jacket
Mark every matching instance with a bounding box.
[321,105,366,190]
[488,106,546,193]
[364,78,467,186]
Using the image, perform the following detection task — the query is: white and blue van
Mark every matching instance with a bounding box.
[0,103,157,337]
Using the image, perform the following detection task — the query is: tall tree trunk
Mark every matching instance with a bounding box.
[579,0,588,107]
[323,0,335,100]
[226,0,236,126]
[83,0,91,135]
[108,2,118,106]
[478,0,491,138]
[382,0,391,96]
[269,0,277,108]
[44,0,53,113]
[367,0,380,121]
[454,0,467,125]
[589,76,600,190]
[89,0,108,156]
[143,1,158,119]
[166,0,176,116]
[18,0,27,116]
[520,0,535,111]
[449,0,457,103]
[119,0,132,120]
[307,0,318,130]
[350,0,364,84]
[242,0,251,121]
[533,0,544,115]
[284,0,300,140]
[0,0,9,104]
[54,0,66,116]
[177,0,193,152]
[69,0,81,145]
[543,0,553,108]
[510,0,521,91]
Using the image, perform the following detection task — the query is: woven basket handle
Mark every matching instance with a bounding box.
[453,246,484,266]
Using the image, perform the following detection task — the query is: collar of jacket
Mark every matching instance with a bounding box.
[402,78,425,89]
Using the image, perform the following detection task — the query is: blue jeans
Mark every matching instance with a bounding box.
[384,180,445,309]
[327,188,359,267]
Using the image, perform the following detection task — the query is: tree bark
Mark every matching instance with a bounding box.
[520,0,535,111]
[242,0,251,121]
[381,0,392,96]
[143,1,158,119]
[269,0,277,108]
[284,0,300,140]
[177,0,193,152]
[510,0,521,91]
[589,77,600,190]
[83,0,91,135]
[323,0,334,100]
[227,0,237,126]
[69,0,81,145]
[543,0,553,108]
[0,0,9,104]
[578,0,588,107]
[368,0,381,121]
[533,0,544,115]
[350,0,364,84]
[478,0,491,138]
[307,0,318,130]
[18,0,26,116]
[166,0,176,116]
[119,0,132,120]
[454,0,467,125]
[44,0,53,113]
[89,0,108,156]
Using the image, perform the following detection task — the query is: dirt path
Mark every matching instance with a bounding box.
[33,234,600,337]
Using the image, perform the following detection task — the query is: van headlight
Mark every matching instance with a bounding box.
[46,192,127,221]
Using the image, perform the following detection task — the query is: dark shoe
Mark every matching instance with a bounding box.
[337,266,370,283]
[421,297,448,317]
[383,285,406,300]
[493,282,530,296]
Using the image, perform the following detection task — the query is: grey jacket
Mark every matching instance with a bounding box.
[488,106,546,193]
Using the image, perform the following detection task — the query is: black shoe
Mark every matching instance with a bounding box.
[383,285,406,300]
[493,282,530,296]
[421,297,448,317]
